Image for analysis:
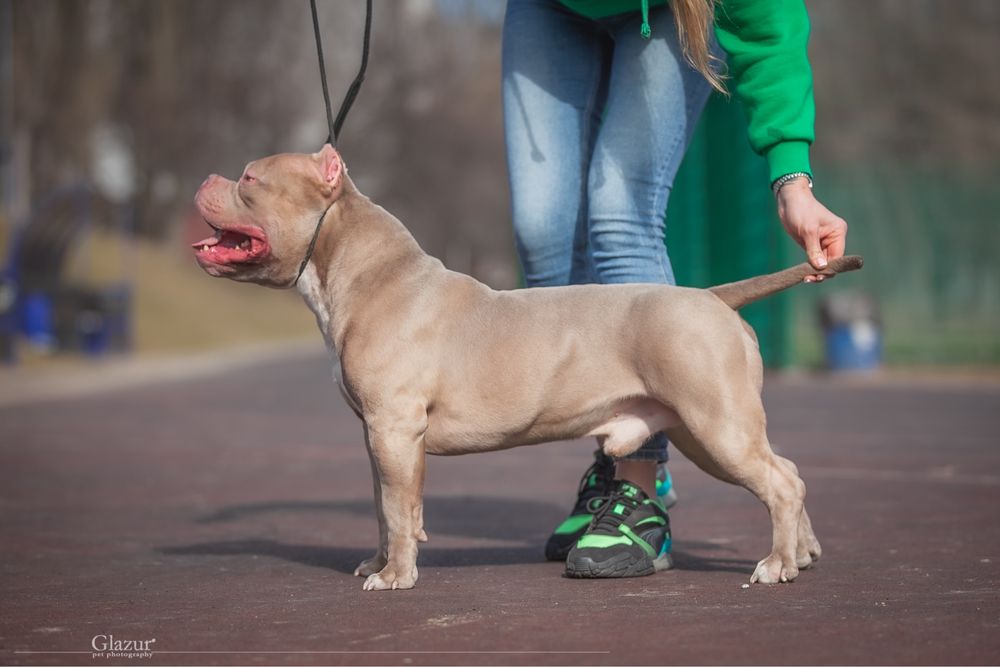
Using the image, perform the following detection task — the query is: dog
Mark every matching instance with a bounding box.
[194,144,862,590]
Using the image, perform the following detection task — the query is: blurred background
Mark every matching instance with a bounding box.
[1,0,997,375]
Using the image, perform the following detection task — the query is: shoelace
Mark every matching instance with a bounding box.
[589,488,642,535]
[575,453,615,499]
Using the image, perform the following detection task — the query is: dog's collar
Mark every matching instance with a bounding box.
[290,203,334,289]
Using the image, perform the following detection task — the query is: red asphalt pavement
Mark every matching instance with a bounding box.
[1,351,999,666]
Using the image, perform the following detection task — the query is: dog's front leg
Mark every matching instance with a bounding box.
[354,425,388,577]
[360,419,426,591]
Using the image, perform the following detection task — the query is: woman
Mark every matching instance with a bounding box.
[501,0,848,578]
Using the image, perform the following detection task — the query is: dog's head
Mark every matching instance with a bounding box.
[193,144,344,287]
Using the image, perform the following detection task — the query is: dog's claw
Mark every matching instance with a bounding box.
[751,555,798,584]
[361,567,417,591]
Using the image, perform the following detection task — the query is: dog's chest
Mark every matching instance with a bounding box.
[297,265,362,413]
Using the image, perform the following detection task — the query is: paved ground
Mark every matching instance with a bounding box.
[1,350,999,665]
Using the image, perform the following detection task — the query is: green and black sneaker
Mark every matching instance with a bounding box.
[565,479,673,578]
[544,450,616,561]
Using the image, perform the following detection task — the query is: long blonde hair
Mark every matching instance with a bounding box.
[671,0,727,93]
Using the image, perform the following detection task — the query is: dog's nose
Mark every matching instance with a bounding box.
[195,174,219,205]
[196,174,224,198]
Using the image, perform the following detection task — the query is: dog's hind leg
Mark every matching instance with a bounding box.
[667,398,806,584]
[775,455,822,568]
[743,450,807,583]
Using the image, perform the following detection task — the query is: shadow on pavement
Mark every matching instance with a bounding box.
[670,548,756,575]
[158,539,754,575]
[196,495,567,542]
[158,539,547,573]
[162,494,754,576]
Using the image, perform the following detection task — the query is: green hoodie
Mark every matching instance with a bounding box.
[557,0,814,183]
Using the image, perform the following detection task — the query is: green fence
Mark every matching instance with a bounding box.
[668,94,1000,368]
[666,93,790,367]
[789,164,1000,366]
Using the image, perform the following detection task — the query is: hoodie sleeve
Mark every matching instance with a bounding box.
[714,0,815,184]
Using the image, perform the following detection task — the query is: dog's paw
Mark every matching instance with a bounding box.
[795,537,822,569]
[417,529,429,543]
[796,515,822,567]
[353,554,387,578]
[362,565,418,591]
[807,536,822,562]
[750,554,799,584]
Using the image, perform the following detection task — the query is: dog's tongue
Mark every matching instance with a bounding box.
[191,231,222,248]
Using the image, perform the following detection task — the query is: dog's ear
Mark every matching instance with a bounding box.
[313,144,343,195]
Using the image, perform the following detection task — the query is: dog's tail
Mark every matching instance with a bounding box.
[709,255,864,310]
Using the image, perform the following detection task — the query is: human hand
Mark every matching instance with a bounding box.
[775,178,849,282]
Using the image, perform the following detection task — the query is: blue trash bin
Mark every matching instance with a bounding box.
[819,292,883,372]
[20,292,56,349]
[824,322,882,371]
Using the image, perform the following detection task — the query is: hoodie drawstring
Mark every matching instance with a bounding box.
[640,0,651,39]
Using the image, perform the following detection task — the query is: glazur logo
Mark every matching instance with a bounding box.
[90,635,156,660]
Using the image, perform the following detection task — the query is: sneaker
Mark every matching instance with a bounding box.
[656,463,678,509]
[565,479,673,578]
[544,450,616,561]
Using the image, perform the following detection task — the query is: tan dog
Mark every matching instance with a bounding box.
[194,145,862,591]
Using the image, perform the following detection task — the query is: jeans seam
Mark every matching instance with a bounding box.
[623,433,669,463]
[575,36,610,285]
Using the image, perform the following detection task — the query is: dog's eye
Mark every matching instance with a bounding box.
[243,174,256,184]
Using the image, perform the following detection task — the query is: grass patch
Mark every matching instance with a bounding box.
[86,231,315,353]
[7,228,316,361]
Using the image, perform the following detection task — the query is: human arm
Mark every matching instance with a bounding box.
[715,0,848,277]
[775,177,848,281]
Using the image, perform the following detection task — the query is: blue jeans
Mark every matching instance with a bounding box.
[502,0,714,463]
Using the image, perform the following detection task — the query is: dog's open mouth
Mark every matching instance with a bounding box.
[192,222,269,265]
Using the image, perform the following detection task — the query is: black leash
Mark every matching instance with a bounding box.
[292,0,373,288]
[329,0,373,145]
